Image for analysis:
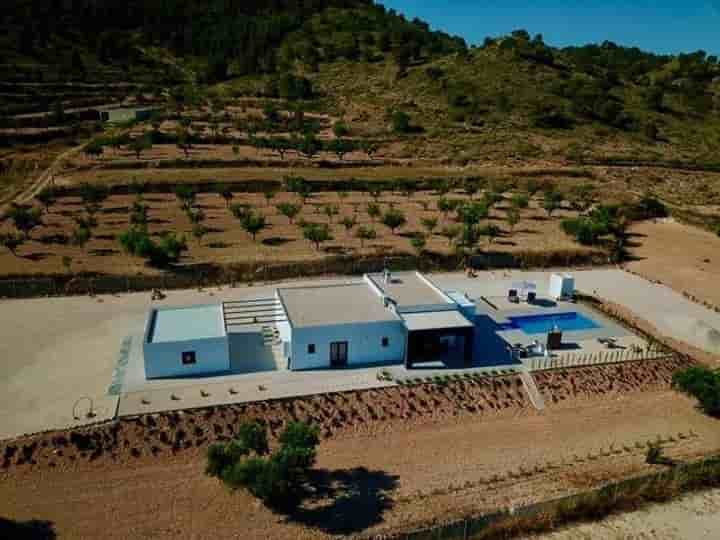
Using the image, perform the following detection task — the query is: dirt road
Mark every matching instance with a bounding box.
[531,488,720,540]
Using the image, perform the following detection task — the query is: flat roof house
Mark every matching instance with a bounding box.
[142,271,477,378]
[97,106,158,124]
[277,282,406,370]
[276,271,475,370]
[143,305,230,379]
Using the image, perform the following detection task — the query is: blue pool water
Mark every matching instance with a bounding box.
[501,312,600,334]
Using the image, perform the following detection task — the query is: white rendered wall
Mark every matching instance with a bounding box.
[144,336,230,379]
[276,320,291,358]
[290,320,406,370]
[549,274,575,299]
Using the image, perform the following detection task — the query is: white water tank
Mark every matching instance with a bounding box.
[549,273,575,300]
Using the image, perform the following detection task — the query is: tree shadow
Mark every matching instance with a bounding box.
[38,233,69,245]
[23,252,50,261]
[324,245,351,255]
[287,467,399,535]
[262,237,292,247]
[0,518,56,540]
[622,253,646,262]
[101,206,129,215]
[208,241,232,249]
[89,248,119,256]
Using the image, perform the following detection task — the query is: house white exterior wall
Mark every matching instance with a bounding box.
[289,320,406,370]
[549,273,575,299]
[144,336,230,379]
[142,308,230,379]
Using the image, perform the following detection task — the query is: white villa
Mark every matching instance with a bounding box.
[143,271,476,378]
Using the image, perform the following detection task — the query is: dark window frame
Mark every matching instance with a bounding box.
[307,344,316,354]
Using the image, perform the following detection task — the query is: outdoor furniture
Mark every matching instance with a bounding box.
[527,291,537,304]
[529,340,546,357]
[508,289,519,303]
[598,337,618,349]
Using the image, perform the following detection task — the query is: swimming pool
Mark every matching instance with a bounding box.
[502,312,600,334]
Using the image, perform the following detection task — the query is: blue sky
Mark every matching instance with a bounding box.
[381,1,720,55]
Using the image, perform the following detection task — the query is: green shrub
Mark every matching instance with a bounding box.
[207,421,319,510]
[632,195,668,220]
[673,366,720,416]
[391,110,411,133]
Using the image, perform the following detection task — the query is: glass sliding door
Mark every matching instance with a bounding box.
[330,341,348,367]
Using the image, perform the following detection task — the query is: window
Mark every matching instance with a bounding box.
[307,344,316,354]
[181,351,196,365]
[381,337,389,348]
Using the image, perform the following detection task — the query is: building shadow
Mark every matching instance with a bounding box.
[287,467,399,535]
[0,518,56,540]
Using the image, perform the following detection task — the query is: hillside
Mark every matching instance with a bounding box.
[1,0,720,281]
[227,32,720,166]
[1,1,718,166]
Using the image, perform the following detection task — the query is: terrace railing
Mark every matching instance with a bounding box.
[524,343,671,371]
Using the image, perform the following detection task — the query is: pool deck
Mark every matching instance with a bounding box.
[470,292,632,360]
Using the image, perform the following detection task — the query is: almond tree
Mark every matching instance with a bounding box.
[381,208,406,235]
[303,223,332,250]
[216,183,234,207]
[240,211,267,242]
[366,202,381,222]
[323,204,339,223]
[410,233,426,255]
[5,204,42,239]
[420,217,438,236]
[505,207,520,232]
[35,187,57,214]
[276,202,301,224]
[439,224,460,246]
[340,216,356,235]
[356,225,377,248]
[0,232,24,257]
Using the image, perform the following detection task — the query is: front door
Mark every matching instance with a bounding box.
[330,341,348,367]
